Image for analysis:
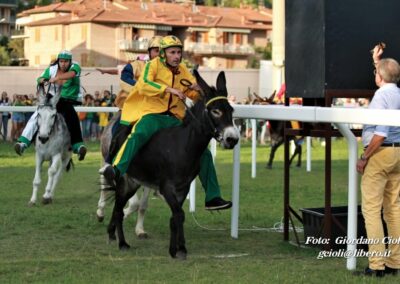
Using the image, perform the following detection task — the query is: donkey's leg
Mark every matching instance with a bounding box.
[134,187,151,239]
[297,145,302,167]
[30,153,43,206]
[43,153,62,204]
[162,184,187,259]
[123,193,140,220]
[97,174,113,222]
[107,177,139,250]
[267,140,283,169]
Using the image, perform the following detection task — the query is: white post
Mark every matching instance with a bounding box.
[251,119,257,178]
[188,180,196,213]
[334,123,358,271]
[210,138,217,162]
[306,136,312,172]
[231,137,241,239]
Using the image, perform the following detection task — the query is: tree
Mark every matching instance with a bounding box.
[0,46,11,66]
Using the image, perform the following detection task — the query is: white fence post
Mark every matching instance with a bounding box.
[231,136,241,239]
[251,119,257,178]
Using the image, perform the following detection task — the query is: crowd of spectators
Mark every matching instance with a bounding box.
[0,89,117,143]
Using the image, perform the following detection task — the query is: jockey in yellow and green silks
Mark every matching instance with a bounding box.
[105,35,232,210]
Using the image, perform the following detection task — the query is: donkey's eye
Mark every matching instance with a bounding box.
[211,109,222,118]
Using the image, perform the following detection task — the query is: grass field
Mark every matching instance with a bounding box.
[0,139,397,283]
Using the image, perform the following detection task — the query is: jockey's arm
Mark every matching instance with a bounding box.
[96,68,119,75]
[137,61,167,97]
[120,63,136,86]
[37,67,51,84]
[50,70,77,83]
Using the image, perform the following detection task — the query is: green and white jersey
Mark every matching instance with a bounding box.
[37,61,82,103]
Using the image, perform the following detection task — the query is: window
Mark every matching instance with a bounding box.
[54,27,58,41]
[35,28,40,42]
[191,32,208,43]
[81,53,88,66]
[223,33,242,45]
[35,55,40,65]
[81,25,87,41]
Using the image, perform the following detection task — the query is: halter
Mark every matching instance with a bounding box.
[203,96,229,141]
[36,82,58,138]
[179,79,229,141]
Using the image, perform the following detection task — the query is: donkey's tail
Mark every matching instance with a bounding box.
[66,159,74,172]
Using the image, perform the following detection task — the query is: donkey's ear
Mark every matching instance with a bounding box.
[37,84,46,105]
[193,69,211,97]
[50,85,61,107]
[216,71,227,97]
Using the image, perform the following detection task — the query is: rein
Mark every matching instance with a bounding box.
[179,78,228,141]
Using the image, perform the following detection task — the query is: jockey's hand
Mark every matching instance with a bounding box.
[49,77,58,83]
[166,87,186,100]
[188,83,201,91]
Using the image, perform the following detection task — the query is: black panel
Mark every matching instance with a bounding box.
[286,0,325,98]
[285,0,400,98]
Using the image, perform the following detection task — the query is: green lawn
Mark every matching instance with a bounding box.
[0,139,396,283]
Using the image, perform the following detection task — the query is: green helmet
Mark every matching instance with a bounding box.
[58,50,72,60]
[159,35,183,62]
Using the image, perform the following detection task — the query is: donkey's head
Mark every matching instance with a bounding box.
[194,70,239,149]
[36,83,61,144]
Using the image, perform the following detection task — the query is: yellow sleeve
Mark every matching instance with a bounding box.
[137,60,167,97]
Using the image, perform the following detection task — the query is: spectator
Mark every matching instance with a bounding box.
[82,94,94,140]
[356,55,400,277]
[92,99,101,140]
[11,94,25,141]
[0,91,11,141]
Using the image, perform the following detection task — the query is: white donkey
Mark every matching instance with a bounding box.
[30,84,72,206]
[97,113,155,239]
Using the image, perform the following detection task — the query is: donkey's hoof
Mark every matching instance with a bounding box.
[97,214,104,223]
[137,232,148,240]
[175,251,187,260]
[28,201,36,207]
[42,197,53,205]
[119,242,131,251]
[107,236,116,244]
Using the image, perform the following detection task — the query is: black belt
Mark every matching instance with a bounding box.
[381,143,400,147]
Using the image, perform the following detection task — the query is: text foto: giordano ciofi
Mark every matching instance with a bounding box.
[305,236,400,245]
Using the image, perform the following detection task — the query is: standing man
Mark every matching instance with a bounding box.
[15,50,87,160]
[356,51,400,277]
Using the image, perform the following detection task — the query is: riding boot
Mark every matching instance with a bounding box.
[108,124,132,164]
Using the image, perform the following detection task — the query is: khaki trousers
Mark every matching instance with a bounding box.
[361,147,400,270]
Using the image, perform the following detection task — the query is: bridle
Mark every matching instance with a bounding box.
[180,79,228,141]
[36,82,58,137]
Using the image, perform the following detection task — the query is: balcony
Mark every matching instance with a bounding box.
[0,0,17,6]
[119,39,149,52]
[11,29,28,39]
[185,42,255,56]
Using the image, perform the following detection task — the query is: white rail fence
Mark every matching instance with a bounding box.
[2,104,400,271]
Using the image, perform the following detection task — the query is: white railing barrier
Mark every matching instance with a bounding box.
[4,104,400,271]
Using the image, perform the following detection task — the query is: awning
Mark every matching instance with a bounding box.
[219,28,251,34]
[121,23,172,31]
[187,27,210,32]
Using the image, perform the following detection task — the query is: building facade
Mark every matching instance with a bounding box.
[16,0,272,69]
[0,0,16,38]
